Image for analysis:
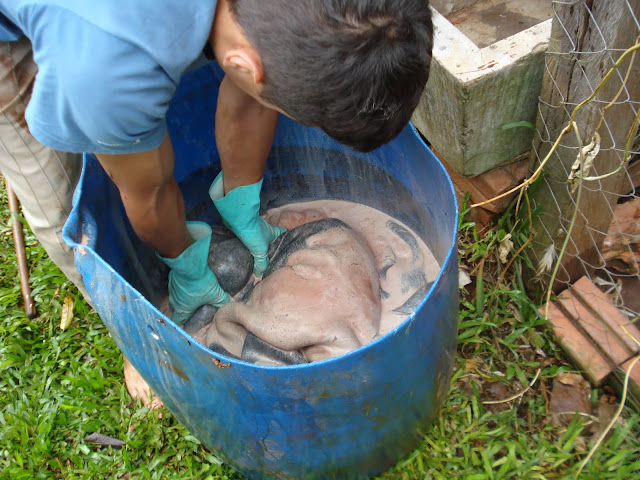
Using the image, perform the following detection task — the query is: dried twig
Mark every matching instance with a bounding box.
[575,327,640,477]
[543,122,586,319]
[482,368,541,405]
[621,324,640,348]
[575,355,640,478]
[498,191,534,287]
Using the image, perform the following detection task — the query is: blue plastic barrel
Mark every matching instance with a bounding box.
[63,63,459,480]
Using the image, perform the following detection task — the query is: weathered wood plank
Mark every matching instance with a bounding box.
[530,0,640,289]
[616,156,640,195]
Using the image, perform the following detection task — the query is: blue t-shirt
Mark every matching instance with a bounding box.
[0,1,217,154]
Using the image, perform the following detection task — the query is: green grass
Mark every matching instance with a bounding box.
[1,186,639,480]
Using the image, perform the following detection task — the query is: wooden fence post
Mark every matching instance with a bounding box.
[530,0,640,289]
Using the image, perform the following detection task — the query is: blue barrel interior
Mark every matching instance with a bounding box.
[63,62,459,480]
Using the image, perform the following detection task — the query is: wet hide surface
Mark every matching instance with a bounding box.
[203,218,382,365]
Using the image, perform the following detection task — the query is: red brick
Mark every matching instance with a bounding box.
[556,289,635,367]
[471,161,530,211]
[542,301,612,385]
[571,276,640,355]
[433,149,529,217]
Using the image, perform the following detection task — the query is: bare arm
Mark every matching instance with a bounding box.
[215,76,279,194]
[96,134,191,259]
[95,77,277,259]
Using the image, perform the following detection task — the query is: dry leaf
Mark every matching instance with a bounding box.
[536,244,557,278]
[482,381,512,413]
[567,132,601,193]
[60,293,74,330]
[574,435,588,453]
[498,233,513,264]
[464,357,485,372]
[84,432,126,449]
[550,373,593,427]
[589,395,619,441]
[459,268,472,288]
[557,372,586,387]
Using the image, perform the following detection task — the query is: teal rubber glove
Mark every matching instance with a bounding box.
[209,172,286,276]
[158,221,230,324]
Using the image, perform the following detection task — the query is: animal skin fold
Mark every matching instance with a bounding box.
[183,213,433,366]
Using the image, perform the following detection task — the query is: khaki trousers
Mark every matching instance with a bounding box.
[0,36,89,300]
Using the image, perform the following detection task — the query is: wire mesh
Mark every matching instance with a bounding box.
[530,0,640,320]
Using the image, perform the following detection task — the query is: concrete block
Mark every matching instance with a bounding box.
[412,1,552,176]
[430,0,480,16]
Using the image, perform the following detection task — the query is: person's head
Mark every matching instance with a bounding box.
[212,0,433,152]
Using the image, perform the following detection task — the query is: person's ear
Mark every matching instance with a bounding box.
[223,48,265,85]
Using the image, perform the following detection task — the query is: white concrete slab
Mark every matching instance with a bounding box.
[412,3,552,176]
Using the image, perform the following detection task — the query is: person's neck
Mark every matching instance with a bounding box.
[209,0,245,62]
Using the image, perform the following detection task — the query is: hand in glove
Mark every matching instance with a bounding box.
[158,221,230,324]
[209,172,286,276]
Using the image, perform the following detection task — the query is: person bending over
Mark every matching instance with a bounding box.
[0,0,433,405]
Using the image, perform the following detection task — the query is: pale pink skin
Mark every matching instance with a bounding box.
[197,200,440,365]
[205,225,381,362]
[123,357,163,409]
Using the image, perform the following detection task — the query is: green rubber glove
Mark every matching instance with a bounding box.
[209,172,286,276]
[158,221,230,324]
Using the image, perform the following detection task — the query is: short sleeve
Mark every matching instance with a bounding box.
[0,13,23,41]
[25,9,176,154]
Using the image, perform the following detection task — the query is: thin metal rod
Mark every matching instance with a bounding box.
[4,178,37,318]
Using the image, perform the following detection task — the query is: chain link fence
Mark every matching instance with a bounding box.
[529,0,640,321]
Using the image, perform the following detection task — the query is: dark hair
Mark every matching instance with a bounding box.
[228,0,433,152]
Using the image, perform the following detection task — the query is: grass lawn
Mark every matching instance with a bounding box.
[1,182,639,480]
